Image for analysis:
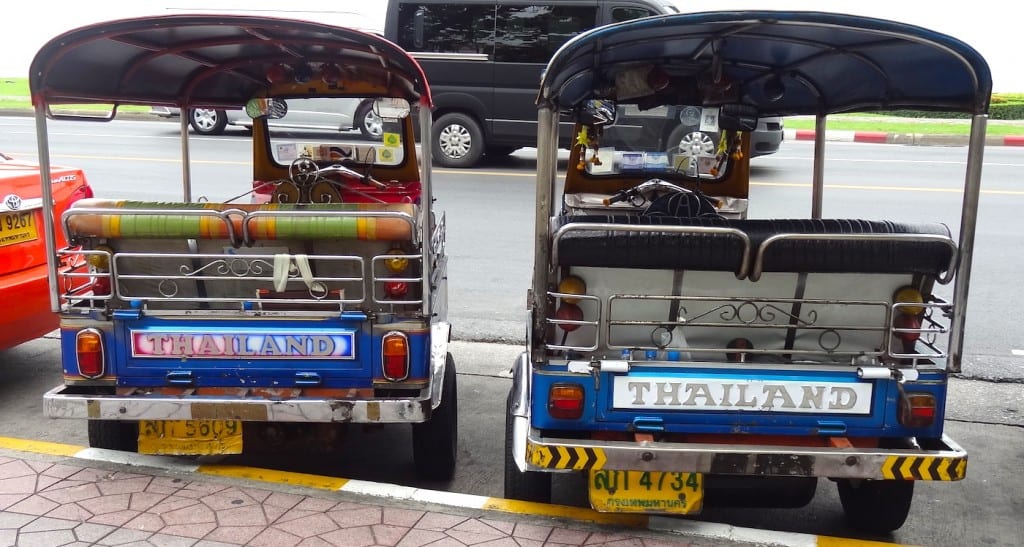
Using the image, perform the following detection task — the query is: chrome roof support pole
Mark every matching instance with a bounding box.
[531,105,558,352]
[948,114,988,373]
[418,103,434,318]
[811,114,826,219]
[34,103,59,312]
[180,111,192,202]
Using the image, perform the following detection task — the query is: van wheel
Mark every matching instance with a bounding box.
[836,479,914,533]
[412,354,458,481]
[355,100,383,140]
[189,108,228,135]
[667,124,717,155]
[87,420,138,452]
[503,389,551,502]
[433,113,484,168]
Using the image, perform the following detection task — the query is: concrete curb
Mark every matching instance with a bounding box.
[0,435,906,547]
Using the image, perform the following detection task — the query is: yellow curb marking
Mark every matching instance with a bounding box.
[0,437,82,457]
[818,536,921,547]
[482,498,649,527]
[196,464,349,491]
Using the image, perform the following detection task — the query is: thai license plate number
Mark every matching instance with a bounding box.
[138,420,243,455]
[0,210,37,247]
[589,470,703,514]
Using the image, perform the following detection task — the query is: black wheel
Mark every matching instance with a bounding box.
[189,108,228,135]
[355,100,383,140]
[412,354,457,481]
[432,112,484,168]
[87,420,138,452]
[503,388,551,502]
[836,478,915,533]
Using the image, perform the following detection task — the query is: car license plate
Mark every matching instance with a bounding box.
[589,470,703,514]
[0,210,37,247]
[138,420,243,455]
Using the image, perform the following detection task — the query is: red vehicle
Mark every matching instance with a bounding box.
[0,152,93,351]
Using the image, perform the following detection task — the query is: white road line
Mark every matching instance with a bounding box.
[1012,349,1024,356]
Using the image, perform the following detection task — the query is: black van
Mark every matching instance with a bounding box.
[384,0,783,167]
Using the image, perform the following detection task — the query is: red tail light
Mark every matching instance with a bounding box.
[381,331,409,381]
[899,392,936,427]
[548,383,584,419]
[384,281,409,299]
[69,183,94,203]
[76,329,105,378]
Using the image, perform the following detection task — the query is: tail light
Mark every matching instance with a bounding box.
[548,383,584,419]
[381,331,409,381]
[558,275,586,304]
[69,183,94,203]
[899,392,936,428]
[382,249,411,299]
[76,329,105,378]
[384,281,409,299]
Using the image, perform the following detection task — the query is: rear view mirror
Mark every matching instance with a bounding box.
[718,104,758,132]
[579,99,617,126]
[245,98,288,120]
[373,98,410,119]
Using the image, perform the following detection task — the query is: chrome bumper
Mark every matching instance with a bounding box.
[44,385,434,424]
[523,430,967,481]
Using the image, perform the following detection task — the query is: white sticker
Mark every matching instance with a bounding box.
[699,109,719,132]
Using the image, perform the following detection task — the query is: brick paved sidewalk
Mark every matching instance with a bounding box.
[0,448,769,547]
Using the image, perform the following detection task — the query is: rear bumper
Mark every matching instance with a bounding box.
[523,428,966,481]
[44,385,434,423]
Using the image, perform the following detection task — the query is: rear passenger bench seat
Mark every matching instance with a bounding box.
[553,215,958,282]
[62,199,418,310]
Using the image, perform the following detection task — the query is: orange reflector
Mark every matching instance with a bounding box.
[548,383,584,419]
[385,249,410,273]
[558,275,587,304]
[382,331,409,381]
[76,329,105,378]
[900,392,936,428]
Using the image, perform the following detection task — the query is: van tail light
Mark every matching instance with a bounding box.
[899,392,936,428]
[69,183,94,203]
[381,331,410,381]
[76,329,105,378]
[548,383,584,420]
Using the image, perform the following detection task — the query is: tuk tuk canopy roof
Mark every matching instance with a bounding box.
[539,11,992,117]
[29,15,432,110]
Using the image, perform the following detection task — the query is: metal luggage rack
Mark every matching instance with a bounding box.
[58,248,425,315]
[545,292,951,365]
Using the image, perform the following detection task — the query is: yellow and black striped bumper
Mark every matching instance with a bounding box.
[526,433,967,481]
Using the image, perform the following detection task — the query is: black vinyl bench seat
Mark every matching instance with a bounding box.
[552,215,957,282]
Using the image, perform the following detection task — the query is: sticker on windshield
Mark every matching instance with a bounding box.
[383,132,401,147]
[680,106,702,126]
[699,109,719,132]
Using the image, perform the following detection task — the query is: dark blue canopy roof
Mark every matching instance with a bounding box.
[539,11,992,116]
[30,15,432,109]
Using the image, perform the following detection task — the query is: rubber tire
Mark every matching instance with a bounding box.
[189,108,228,135]
[87,420,139,452]
[355,100,383,140]
[503,388,552,502]
[412,354,458,481]
[432,112,484,168]
[836,478,915,533]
